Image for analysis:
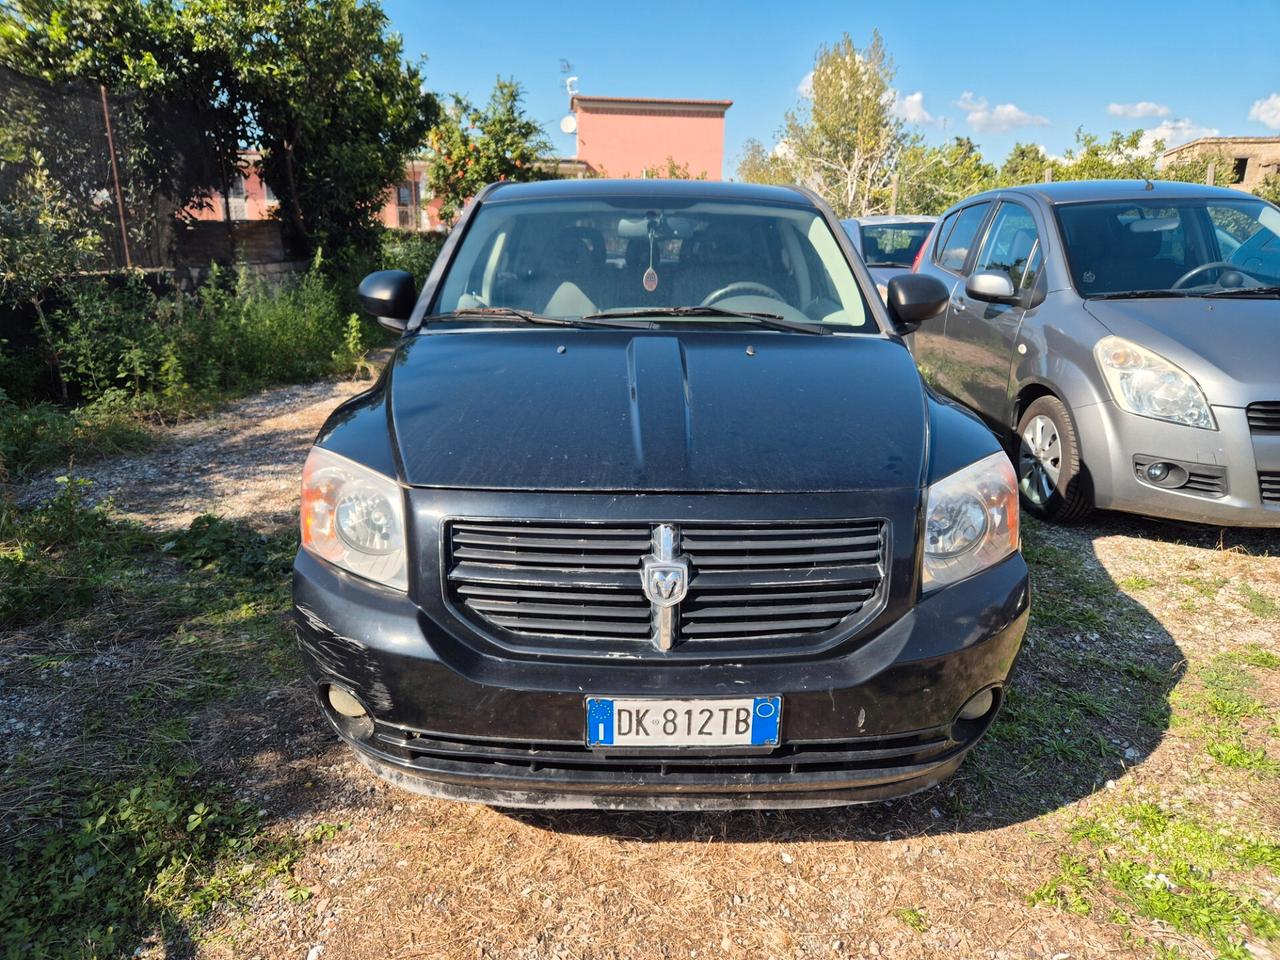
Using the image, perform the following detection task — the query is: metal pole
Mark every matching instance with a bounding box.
[100,84,131,269]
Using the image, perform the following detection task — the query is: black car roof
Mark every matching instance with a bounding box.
[969,179,1254,207]
[481,177,815,206]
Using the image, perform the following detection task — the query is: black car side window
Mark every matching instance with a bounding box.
[937,203,991,273]
[974,202,1041,289]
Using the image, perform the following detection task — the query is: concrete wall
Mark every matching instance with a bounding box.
[1163,138,1280,192]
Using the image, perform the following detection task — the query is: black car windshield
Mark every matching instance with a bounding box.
[1056,196,1280,297]
[857,222,934,267]
[432,197,871,329]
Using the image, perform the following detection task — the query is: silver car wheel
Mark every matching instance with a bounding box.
[1018,414,1062,506]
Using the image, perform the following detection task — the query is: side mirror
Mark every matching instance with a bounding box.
[965,270,1018,304]
[885,274,948,335]
[358,270,417,332]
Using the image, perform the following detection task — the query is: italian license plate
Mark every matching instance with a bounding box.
[585,696,781,748]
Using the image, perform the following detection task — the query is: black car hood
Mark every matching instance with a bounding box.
[387,329,929,493]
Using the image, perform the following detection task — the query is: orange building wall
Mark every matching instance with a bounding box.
[572,97,731,180]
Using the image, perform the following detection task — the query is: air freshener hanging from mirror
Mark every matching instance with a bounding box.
[643,233,659,292]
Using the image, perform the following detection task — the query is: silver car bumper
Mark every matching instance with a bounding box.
[1074,401,1280,527]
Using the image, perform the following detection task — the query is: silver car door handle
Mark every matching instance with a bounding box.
[951,297,967,312]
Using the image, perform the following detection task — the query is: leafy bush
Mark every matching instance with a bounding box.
[380,229,445,281]
[0,392,150,481]
[168,513,294,582]
[0,771,266,959]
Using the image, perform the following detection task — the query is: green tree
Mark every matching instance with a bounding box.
[220,0,439,251]
[639,156,708,180]
[998,142,1051,187]
[734,139,791,186]
[426,77,550,225]
[0,0,249,240]
[897,136,996,215]
[0,153,102,396]
[1255,173,1280,206]
[737,32,903,217]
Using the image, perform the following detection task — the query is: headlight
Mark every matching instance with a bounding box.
[923,451,1019,591]
[300,446,407,591]
[1094,336,1215,430]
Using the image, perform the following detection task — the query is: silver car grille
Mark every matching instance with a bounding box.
[1246,402,1280,434]
[444,519,887,655]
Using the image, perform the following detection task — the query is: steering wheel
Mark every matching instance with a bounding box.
[701,281,786,306]
[1171,261,1257,289]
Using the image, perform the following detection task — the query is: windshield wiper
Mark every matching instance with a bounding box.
[428,307,652,329]
[870,261,913,269]
[1203,285,1280,298]
[581,305,833,335]
[1086,290,1196,301]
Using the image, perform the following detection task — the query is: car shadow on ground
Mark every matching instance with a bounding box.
[501,513,1196,843]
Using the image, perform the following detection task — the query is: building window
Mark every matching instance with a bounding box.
[1232,157,1249,184]
[397,183,413,206]
[263,179,276,203]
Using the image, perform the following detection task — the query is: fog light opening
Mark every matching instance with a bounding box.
[327,684,367,718]
[1145,461,1171,483]
[957,687,996,722]
[323,684,375,741]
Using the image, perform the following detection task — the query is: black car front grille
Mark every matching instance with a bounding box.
[1260,472,1280,504]
[1246,402,1280,433]
[444,519,887,654]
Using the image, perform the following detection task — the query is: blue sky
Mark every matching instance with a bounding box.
[386,0,1280,178]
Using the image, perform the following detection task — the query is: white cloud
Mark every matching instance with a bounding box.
[1139,117,1219,153]
[1249,93,1280,129]
[1107,101,1171,119]
[797,71,813,99]
[892,90,936,126]
[955,92,1048,133]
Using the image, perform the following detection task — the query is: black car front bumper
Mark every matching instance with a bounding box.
[292,540,1029,810]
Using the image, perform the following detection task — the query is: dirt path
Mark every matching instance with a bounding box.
[18,377,372,531]
[13,374,1279,960]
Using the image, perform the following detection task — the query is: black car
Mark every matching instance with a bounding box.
[293,179,1029,810]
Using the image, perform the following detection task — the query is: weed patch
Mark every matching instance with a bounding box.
[1035,803,1280,957]
[1,483,315,955]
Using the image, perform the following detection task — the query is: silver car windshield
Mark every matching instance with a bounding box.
[432,198,871,328]
[1056,197,1280,297]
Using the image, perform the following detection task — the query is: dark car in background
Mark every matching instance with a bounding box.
[292,179,1029,810]
[912,180,1280,527]
[841,215,938,299]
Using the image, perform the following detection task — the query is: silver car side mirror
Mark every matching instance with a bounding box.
[965,270,1018,304]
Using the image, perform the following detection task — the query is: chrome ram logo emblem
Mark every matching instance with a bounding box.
[643,561,688,607]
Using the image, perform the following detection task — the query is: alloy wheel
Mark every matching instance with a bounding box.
[1018,414,1062,506]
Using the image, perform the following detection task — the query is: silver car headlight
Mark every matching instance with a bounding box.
[923,451,1020,592]
[300,446,407,591]
[1094,336,1215,430]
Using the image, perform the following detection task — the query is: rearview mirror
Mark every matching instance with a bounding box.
[885,274,948,335]
[358,270,417,332]
[965,270,1018,304]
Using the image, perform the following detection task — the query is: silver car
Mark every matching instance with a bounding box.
[841,215,938,299]
[912,180,1280,527]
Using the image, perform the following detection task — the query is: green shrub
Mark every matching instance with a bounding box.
[0,391,151,480]
[380,229,445,280]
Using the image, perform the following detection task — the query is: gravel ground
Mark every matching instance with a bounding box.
[16,377,372,531]
[9,373,1279,960]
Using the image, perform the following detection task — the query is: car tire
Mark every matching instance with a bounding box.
[1015,396,1092,524]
